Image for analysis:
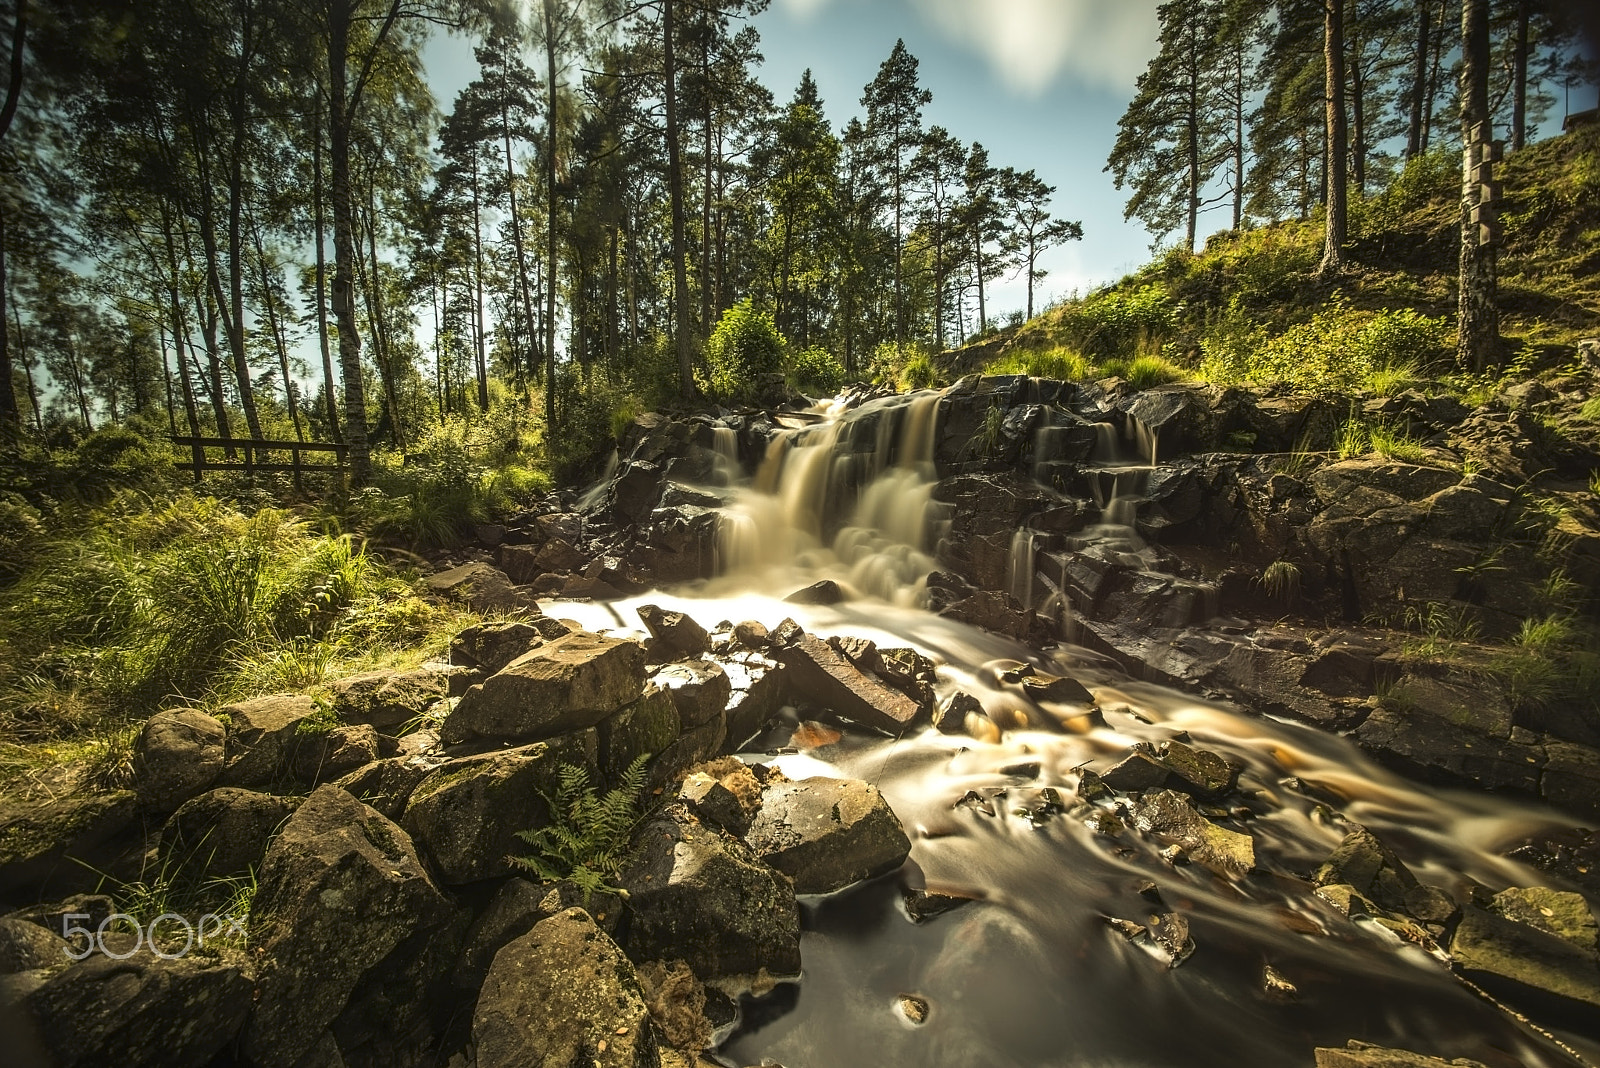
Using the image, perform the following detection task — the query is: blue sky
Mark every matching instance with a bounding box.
[424,0,1166,323]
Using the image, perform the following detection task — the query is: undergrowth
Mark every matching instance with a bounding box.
[511,755,651,903]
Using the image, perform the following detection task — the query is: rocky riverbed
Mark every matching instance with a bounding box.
[3,366,1599,1067]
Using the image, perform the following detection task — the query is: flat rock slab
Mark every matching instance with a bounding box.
[1314,1041,1489,1068]
[442,630,647,743]
[1449,905,1600,1026]
[1492,886,1597,951]
[473,908,656,1068]
[777,635,924,735]
[746,776,912,894]
[424,562,541,614]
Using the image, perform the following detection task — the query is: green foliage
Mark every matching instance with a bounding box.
[1106,353,1186,389]
[1351,148,1458,237]
[0,495,47,582]
[704,300,787,402]
[1201,300,1446,393]
[1258,560,1301,603]
[511,756,650,902]
[547,366,643,483]
[787,345,847,397]
[90,857,258,955]
[0,493,441,734]
[983,347,1090,381]
[1336,418,1369,459]
[1579,398,1600,423]
[1055,285,1176,362]
[1367,423,1436,465]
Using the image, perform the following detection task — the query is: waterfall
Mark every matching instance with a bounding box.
[711,425,740,486]
[715,390,945,605]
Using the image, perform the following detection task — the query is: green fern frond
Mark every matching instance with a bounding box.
[506,755,653,897]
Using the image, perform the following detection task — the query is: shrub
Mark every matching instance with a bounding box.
[984,347,1090,381]
[704,300,786,401]
[1056,284,1176,361]
[1205,300,1447,394]
[1121,354,1186,389]
[787,345,847,397]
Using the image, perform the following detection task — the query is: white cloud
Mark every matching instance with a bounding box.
[907,0,1160,96]
[774,0,837,19]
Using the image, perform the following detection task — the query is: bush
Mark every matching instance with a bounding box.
[1202,299,1446,393]
[704,300,786,401]
[1056,284,1177,361]
[787,345,847,397]
[984,347,1090,381]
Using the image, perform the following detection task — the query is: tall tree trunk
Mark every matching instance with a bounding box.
[360,188,404,447]
[1406,0,1430,158]
[469,151,488,410]
[1320,0,1348,275]
[1422,1,1445,153]
[1232,48,1245,230]
[431,268,444,419]
[1511,0,1529,150]
[974,225,986,333]
[157,202,203,460]
[312,100,341,441]
[10,282,41,433]
[700,32,713,340]
[664,0,695,398]
[329,0,371,483]
[544,0,560,430]
[251,218,305,443]
[1459,0,1499,371]
[0,212,15,441]
[1185,22,1200,252]
[1350,51,1367,192]
[226,0,261,441]
[502,111,538,389]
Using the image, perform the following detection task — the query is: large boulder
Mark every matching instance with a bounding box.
[449,618,570,674]
[1130,790,1254,878]
[242,786,451,1068]
[3,945,253,1068]
[1449,905,1600,1031]
[650,660,732,728]
[0,915,68,973]
[637,604,711,658]
[453,878,622,993]
[441,631,647,744]
[619,805,801,980]
[423,562,541,613]
[215,694,317,789]
[0,791,139,901]
[402,731,597,885]
[332,756,440,822]
[598,687,682,785]
[472,908,657,1068]
[326,669,451,733]
[745,777,911,894]
[131,709,226,811]
[158,788,296,881]
[776,634,926,735]
[290,723,383,786]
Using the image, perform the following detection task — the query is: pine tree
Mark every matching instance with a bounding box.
[861,39,931,347]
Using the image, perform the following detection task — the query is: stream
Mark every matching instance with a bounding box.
[549,389,1596,1068]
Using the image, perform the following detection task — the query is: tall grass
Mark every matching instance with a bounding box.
[984,347,1091,381]
[0,493,460,748]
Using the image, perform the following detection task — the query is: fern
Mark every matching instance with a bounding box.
[510,755,651,903]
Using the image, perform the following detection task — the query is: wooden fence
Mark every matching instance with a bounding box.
[170,436,348,480]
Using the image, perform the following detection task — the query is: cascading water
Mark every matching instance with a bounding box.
[549,387,1596,1068]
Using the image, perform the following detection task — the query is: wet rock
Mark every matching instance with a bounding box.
[897,993,930,1024]
[1490,886,1597,951]
[1131,790,1254,877]
[637,603,711,657]
[650,712,729,791]
[290,722,383,785]
[777,635,927,735]
[215,694,318,789]
[610,460,667,525]
[650,660,732,728]
[0,790,139,901]
[769,617,805,647]
[619,804,801,979]
[132,709,226,812]
[784,579,846,605]
[1262,964,1297,1002]
[1156,739,1238,797]
[6,944,253,1068]
[1352,705,1545,802]
[1314,1041,1489,1068]
[902,886,975,923]
[598,686,682,783]
[1019,672,1093,705]
[454,879,622,993]
[679,757,763,836]
[1503,828,1600,898]
[158,788,295,881]
[242,786,450,1068]
[424,561,541,613]
[332,756,438,822]
[449,619,570,674]
[533,536,588,573]
[403,731,596,885]
[0,915,67,973]
[1449,905,1600,1028]
[1100,748,1170,793]
[1102,910,1195,968]
[746,777,911,894]
[474,907,656,1068]
[934,692,985,734]
[732,620,769,648]
[721,649,789,749]
[441,630,647,744]
[326,668,451,733]
[1312,828,1453,922]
